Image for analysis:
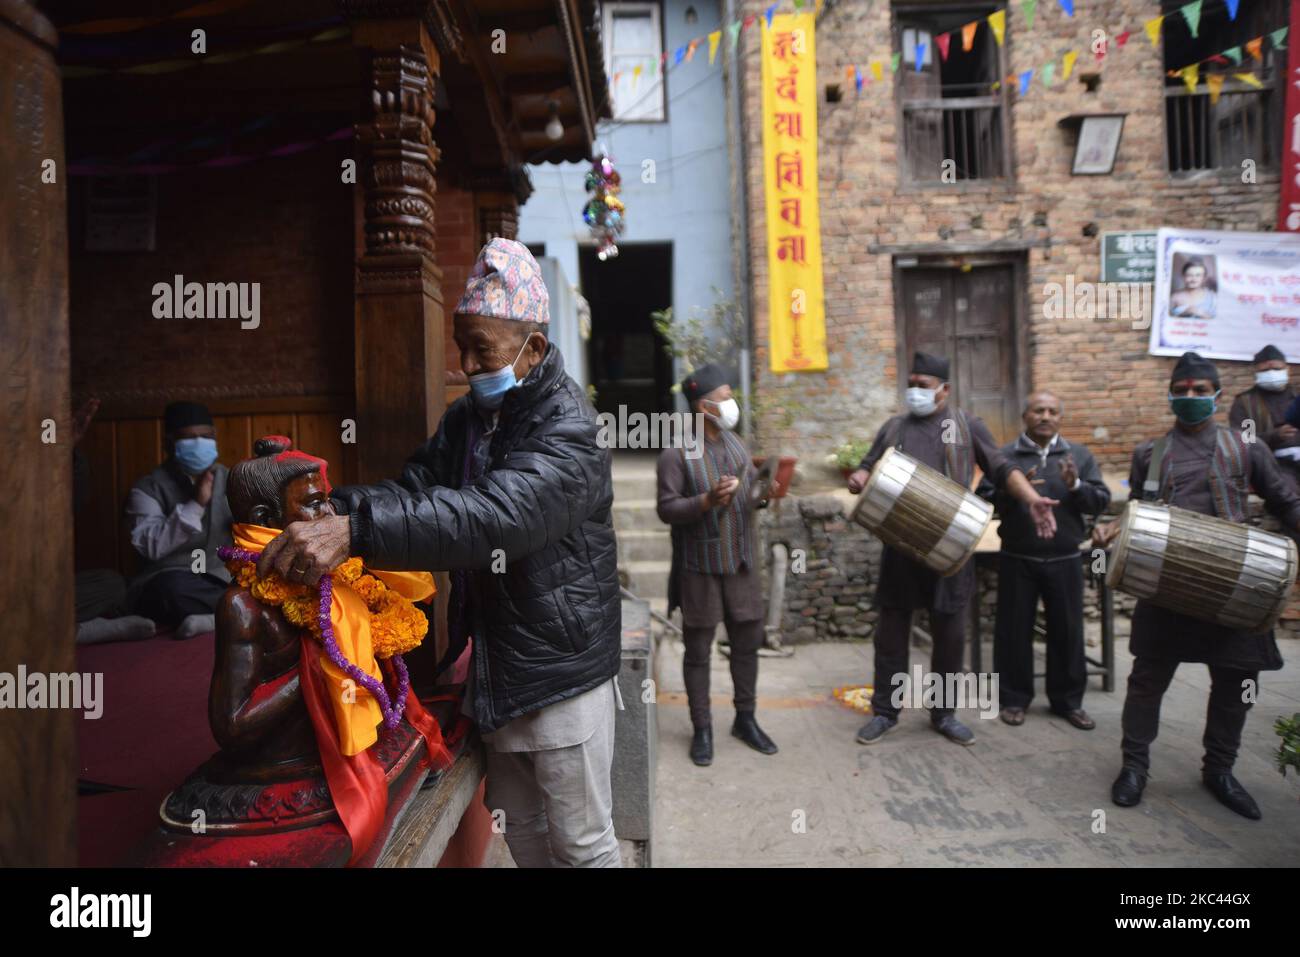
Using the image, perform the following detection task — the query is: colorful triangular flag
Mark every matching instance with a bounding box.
[1223,46,1242,64]
[1115,31,1131,48]
[1022,0,1036,30]
[708,30,721,64]
[764,3,777,29]
[1271,27,1288,50]
[962,21,979,52]
[1180,1,1201,39]
[1226,0,1239,20]
[936,33,951,61]
[1235,71,1262,88]
[1144,16,1163,48]
[1063,50,1078,80]
[673,46,685,66]
[729,21,742,49]
[871,60,883,81]
[1246,36,1263,60]
[1058,0,1074,17]
[915,41,927,71]
[891,52,901,73]
[855,67,864,92]
[989,9,1006,46]
[1042,62,1056,86]
[632,65,642,89]
[1018,69,1034,95]
[1180,63,1199,94]
[1206,73,1224,103]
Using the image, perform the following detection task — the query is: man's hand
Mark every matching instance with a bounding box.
[846,468,870,494]
[257,515,353,587]
[194,469,216,507]
[1278,424,1299,443]
[1028,495,1060,539]
[705,476,740,509]
[1091,519,1120,549]
[1059,455,1078,489]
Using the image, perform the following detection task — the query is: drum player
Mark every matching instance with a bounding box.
[846,351,1060,747]
[1093,351,1300,820]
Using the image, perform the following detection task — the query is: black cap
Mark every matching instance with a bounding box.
[682,363,731,404]
[163,401,213,434]
[911,351,950,381]
[1254,344,1286,364]
[1170,351,1220,389]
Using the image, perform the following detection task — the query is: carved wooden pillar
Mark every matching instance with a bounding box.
[477,191,519,245]
[0,0,76,865]
[347,11,445,483]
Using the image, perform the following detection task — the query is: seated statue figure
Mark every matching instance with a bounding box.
[159,437,454,862]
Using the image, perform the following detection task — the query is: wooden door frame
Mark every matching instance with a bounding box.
[891,251,1029,421]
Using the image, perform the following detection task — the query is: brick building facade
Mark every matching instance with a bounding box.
[736,0,1289,473]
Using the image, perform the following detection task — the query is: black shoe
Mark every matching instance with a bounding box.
[932,713,976,746]
[1203,772,1262,820]
[1111,768,1147,807]
[855,714,898,745]
[690,725,713,766]
[731,712,778,755]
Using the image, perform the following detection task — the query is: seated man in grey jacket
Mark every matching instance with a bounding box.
[123,401,233,640]
[255,239,623,868]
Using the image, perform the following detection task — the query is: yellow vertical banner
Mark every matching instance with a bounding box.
[761,12,827,372]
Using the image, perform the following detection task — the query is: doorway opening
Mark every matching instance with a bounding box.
[579,242,674,420]
[894,255,1026,445]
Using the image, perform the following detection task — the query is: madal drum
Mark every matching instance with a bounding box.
[850,447,993,577]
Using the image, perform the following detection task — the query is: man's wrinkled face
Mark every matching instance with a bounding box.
[453,313,544,380]
[1170,377,1216,398]
[1024,392,1062,440]
[280,472,334,528]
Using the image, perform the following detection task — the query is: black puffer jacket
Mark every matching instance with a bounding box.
[332,345,621,733]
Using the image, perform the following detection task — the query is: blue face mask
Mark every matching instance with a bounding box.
[174,436,218,474]
[468,338,531,411]
[1168,391,1219,425]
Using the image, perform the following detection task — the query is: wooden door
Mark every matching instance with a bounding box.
[899,264,1019,444]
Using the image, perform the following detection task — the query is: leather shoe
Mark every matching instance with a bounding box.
[932,713,975,745]
[731,712,778,755]
[690,725,713,766]
[1111,767,1146,807]
[999,707,1026,726]
[1053,708,1096,731]
[855,713,897,744]
[1203,772,1262,820]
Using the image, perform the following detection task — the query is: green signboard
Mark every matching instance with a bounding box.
[1100,230,1157,283]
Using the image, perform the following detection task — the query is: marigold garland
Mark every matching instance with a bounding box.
[223,555,427,659]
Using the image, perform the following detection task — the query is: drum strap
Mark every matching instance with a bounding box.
[1246,390,1271,434]
[1145,427,1247,523]
[1143,435,1170,501]
[679,431,751,575]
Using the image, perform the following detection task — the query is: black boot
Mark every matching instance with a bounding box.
[731,711,778,755]
[1111,767,1147,807]
[1203,772,1262,820]
[690,725,713,766]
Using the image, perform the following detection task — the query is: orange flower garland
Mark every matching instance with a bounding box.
[224,556,427,659]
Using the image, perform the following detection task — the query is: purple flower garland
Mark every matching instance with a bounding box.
[218,546,409,728]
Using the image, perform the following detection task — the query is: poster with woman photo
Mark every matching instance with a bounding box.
[1149,228,1300,361]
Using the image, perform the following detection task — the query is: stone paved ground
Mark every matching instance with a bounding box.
[645,631,1300,867]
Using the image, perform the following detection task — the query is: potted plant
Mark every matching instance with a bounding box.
[1276,712,1300,800]
[828,439,873,479]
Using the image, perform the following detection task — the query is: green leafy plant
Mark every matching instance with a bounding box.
[829,439,873,471]
[1276,713,1300,786]
[651,287,746,376]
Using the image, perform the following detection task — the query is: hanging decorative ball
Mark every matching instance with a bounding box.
[580,152,625,261]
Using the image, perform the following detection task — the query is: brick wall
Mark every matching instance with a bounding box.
[738,0,1283,472]
[69,144,355,404]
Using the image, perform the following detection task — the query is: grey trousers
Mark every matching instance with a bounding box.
[483,698,621,868]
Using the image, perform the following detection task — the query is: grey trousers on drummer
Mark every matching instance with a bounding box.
[484,698,621,868]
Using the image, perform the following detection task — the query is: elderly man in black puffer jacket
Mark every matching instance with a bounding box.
[257,239,622,868]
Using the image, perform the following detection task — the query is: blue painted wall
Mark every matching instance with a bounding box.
[518,0,735,392]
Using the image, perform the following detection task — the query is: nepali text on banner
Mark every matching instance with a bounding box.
[761,12,828,373]
[1148,227,1300,361]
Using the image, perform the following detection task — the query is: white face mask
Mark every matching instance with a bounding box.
[1256,368,1288,391]
[707,397,740,430]
[905,386,939,417]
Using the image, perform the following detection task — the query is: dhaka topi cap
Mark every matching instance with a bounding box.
[454,238,549,325]
[1171,351,1220,389]
[682,363,731,404]
[911,351,950,381]
[164,401,213,434]
[1254,344,1286,364]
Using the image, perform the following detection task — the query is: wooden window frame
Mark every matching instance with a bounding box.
[602,1,667,123]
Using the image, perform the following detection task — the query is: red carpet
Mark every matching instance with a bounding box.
[76,631,217,866]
